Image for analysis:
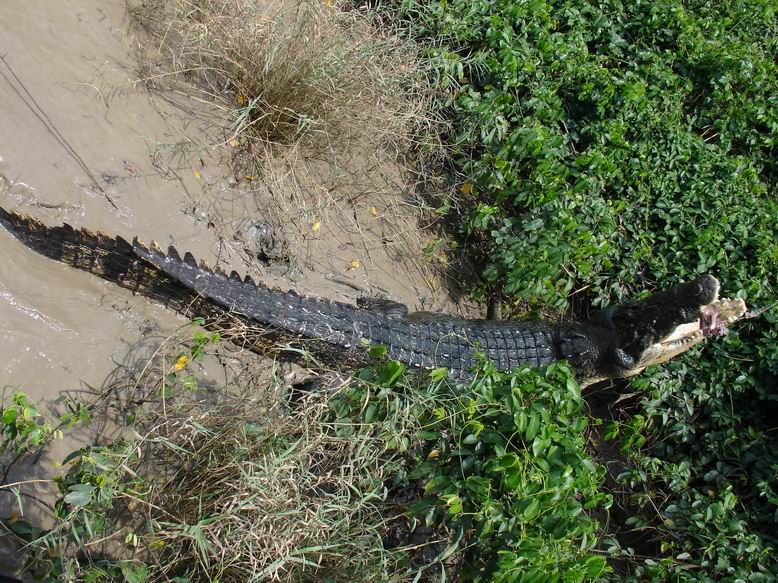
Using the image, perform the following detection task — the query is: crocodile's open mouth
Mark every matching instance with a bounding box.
[645,295,747,366]
[661,297,747,347]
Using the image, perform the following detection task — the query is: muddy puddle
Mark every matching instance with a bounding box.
[0,1,472,575]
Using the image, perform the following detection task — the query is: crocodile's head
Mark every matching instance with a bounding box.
[589,275,746,383]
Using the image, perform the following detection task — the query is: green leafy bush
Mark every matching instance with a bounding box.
[0,392,59,454]
[609,337,778,581]
[377,0,777,578]
[395,0,776,310]
[332,359,610,581]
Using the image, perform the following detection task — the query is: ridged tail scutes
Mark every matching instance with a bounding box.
[0,206,225,323]
[0,206,371,369]
[0,206,482,374]
[0,206,388,354]
[0,206,135,284]
[130,238,386,349]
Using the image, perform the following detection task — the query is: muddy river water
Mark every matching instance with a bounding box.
[0,1,470,575]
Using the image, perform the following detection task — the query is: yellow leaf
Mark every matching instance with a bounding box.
[228,137,239,148]
[236,93,247,107]
[370,206,378,217]
[173,354,188,372]
[194,169,202,180]
[150,539,166,550]
[350,259,361,270]
[243,175,257,181]
[460,182,473,195]
[427,449,440,459]
[311,219,321,232]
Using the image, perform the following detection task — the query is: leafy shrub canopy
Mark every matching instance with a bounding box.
[411,0,776,310]
[386,0,777,578]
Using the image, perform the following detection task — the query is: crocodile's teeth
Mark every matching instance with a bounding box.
[150,240,163,254]
[133,236,147,250]
[214,264,226,276]
[183,252,197,268]
[199,258,209,270]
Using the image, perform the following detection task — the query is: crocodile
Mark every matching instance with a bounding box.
[0,206,747,387]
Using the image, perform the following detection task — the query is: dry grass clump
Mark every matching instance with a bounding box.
[26,327,408,582]
[129,396,398,581]
[129,0,434,153]
[127,0,458,298]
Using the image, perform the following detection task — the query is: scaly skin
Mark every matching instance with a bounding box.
[0,207,746,386]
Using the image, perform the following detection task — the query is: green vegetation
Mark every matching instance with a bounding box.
[2,0,776,581]
[9,333,610,582]
[338,354,609,581]
[389,0,776,310]
[377,0,777,579]
[0,392,59,455]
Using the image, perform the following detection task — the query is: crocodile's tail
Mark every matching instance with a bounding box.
[0,206,207,313]
[0,207,559,377]
[0,207,391,367]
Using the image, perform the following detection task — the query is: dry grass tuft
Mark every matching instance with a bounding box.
[133,393,397,580]
[128,0,457,295]
[129,0,436,154]
[26,326,413,581]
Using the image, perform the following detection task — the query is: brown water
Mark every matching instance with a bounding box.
[0,1,470,575]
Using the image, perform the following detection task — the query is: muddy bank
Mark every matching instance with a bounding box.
[0,1,469,575]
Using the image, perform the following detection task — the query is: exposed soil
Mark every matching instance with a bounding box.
[0,1,475,575]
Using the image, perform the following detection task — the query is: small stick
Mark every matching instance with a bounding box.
[744,301,778,320]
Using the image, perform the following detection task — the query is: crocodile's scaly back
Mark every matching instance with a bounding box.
[138,238,564,371]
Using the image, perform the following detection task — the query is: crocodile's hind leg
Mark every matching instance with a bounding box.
[357,296,409,319]
[288,371,353,402]
[358,296,466,324]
